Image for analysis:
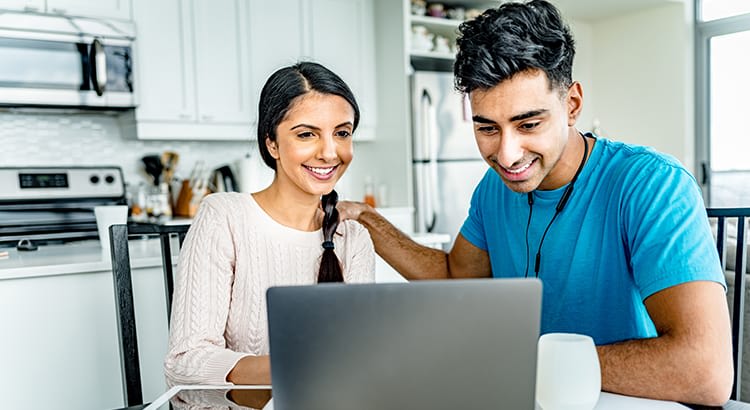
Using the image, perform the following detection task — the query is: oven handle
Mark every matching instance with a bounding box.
[89,39,107,96]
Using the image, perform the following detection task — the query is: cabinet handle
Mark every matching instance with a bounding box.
[51,8,67,14]
[178,114,192,120]
[201,115,214,122]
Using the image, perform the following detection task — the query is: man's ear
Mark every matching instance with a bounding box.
[265,137,279,160]
[566,82,584,126]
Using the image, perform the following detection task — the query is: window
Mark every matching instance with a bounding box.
[700,0,750,22]
[696,0,750,206]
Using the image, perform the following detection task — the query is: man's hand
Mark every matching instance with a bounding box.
[337,200,373,222]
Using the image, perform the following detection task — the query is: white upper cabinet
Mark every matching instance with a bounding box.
[247,0,377,141]
[0,0,132,20]
[128,0,376,140]
[131,0,195,123]
[192,0,252,124]
[45,0,132,20]
[0,0,44,12]
[128,0,253,140]
[248,0,305,106]
[309,0,377,140]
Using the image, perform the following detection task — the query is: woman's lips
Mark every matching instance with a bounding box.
[303,164,338,180]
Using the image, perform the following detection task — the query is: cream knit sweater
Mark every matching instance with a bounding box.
[164,192,375,385]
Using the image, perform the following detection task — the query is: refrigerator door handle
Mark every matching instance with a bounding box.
[424,89,440,232]
[416,90,432,160]
[427,158,439,232]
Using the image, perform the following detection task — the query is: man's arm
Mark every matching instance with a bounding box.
[597,280,733,406]
[337,201,491,280]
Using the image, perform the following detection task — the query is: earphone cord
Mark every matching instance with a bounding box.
[528,133,589,277]
[523,194,534,278]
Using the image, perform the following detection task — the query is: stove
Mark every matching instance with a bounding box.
[0,166,126,248]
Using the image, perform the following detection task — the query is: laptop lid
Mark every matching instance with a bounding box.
[266,278,542,410]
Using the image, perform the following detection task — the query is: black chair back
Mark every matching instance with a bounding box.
[108,223,190,407]
[707,207,750,401]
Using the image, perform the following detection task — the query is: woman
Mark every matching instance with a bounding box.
[164,62,375,386]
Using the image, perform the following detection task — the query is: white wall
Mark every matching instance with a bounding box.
[586,3,695,172]
[568,19,595,133]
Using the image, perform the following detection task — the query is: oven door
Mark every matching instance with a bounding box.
[0,31,135,108]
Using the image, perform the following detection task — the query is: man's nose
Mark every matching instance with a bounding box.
[495,133,525,168]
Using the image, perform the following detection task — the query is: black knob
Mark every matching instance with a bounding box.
[90,175,100,184]
[105,175,115,184]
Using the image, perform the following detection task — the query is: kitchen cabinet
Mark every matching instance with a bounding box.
[247,0,377,141]
[0,241,171,409]
[0,0,132,20]
[128,0,375,141]
[308,0,377,140]
[125,0,253,140]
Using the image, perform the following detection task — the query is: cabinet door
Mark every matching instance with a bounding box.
[248,0,305,126]
[0,0,44,12]
[192,0,252,125]
[132,0,196,122]
[309,0,377,139]
[46,0,132,20]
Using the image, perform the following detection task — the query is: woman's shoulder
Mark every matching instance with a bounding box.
[337,219,373,246]
[199,192,255,213]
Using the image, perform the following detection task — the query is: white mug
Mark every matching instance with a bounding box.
[94,205,129,257]
[536,333,601,410]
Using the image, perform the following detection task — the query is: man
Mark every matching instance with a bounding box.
[339,0,732,405]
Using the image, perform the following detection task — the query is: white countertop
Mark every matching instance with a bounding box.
[0,238,166,280]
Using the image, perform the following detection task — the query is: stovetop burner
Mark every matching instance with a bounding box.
[0,166,126,248]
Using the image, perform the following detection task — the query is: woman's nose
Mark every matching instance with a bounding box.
[318,135,337,161]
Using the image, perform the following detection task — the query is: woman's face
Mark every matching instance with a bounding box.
[266,91,355,198]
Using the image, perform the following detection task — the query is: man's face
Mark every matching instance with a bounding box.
[469,69,582,192]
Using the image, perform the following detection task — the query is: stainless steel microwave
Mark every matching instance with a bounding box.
[0,12,135,109]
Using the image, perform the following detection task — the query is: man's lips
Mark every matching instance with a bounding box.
[497,158,537,181]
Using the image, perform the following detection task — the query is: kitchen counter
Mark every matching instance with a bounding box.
[0,238,167,280]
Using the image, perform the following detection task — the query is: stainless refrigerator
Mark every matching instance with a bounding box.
[411,71,488,249]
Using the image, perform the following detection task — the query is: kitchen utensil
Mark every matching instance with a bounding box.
[141,155,164,186]
[212,165,238,192]
[161,151,180,184]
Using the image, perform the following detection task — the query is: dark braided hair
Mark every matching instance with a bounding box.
[256,62,359,283]
[454,0,575,94]
[318,190,343,282]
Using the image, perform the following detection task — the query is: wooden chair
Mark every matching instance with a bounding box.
[108,223,190,407]
[707,208,750,401]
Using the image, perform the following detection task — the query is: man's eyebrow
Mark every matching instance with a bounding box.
[510,109,548,122]
[472,115,495,124]
[472,109,549,124]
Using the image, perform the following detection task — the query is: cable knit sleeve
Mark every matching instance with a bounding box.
[342,220,376,284]
[164,195,250,385]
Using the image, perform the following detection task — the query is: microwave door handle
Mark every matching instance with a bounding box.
[89,39,107,96]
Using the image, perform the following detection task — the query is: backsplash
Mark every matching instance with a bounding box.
[0,111,272,192]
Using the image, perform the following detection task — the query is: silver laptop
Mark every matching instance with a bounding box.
[266,278,542,410]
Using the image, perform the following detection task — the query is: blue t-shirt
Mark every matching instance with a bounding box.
[460,137,724,345]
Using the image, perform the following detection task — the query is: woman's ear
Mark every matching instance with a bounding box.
[265,137,279,160]
[566,82,584,126]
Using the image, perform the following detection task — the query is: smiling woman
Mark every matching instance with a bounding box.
[164,62,375,387]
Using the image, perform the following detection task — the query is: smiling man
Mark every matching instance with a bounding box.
[338,0,732,405]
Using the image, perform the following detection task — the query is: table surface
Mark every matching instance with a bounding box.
[141,385,750,410]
